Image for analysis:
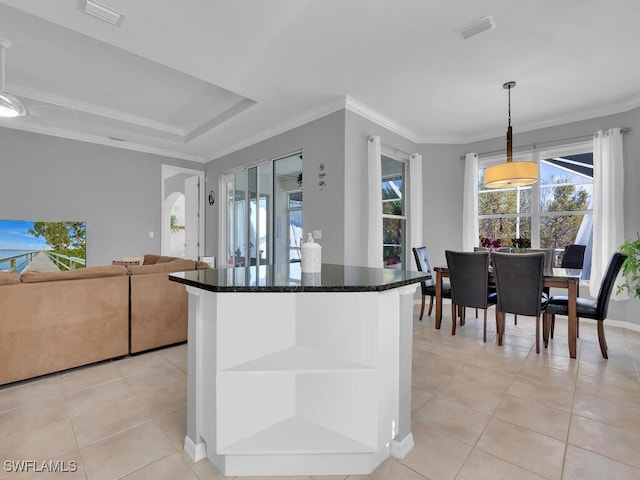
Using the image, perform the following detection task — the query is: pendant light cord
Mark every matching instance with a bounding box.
[507,83,511,128]
[504,81,515,163]
[0,45,5,91]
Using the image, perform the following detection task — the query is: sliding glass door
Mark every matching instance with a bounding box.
[273,154,303,265]
[223,153,302,268]
[224,164,271,267]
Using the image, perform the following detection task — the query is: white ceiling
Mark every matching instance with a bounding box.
[1,0,639,163]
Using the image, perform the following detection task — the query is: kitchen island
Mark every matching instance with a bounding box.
[170,263,428,476]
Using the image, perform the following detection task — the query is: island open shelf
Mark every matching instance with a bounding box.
[170,263,427,476]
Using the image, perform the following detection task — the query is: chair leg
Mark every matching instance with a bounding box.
[427,296,434,316]
[550,314,555,339]
[475,308,478,317]
[597,321,608,359]
[577,316,580,338]
[496,310,505,346]
[542,313,550,348]
[419,295,425,320]
[535,315,540,353]
[460,307,466,326]
[483,309,487,343]
[451,303,457,335]
[514,314,518,325]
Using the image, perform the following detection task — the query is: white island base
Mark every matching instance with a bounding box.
[183,284,417,476]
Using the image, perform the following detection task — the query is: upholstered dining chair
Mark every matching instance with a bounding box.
[543,252,627,359]
[510,248,553,327]
[445,250,497,341]
[491,252,548,352]
[549,244,587,338]
[472,247,510,316]
[412,247,451,320]
[561,244,587,269]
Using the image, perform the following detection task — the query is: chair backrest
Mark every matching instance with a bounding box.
[595,252,628,319]
[561,244,586,269]
[412,247,435,291]
[492,252,546,317]
[527,248,554,273]
[474,247,512,253]
[445,250,490,309]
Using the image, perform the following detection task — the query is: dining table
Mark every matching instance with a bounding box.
[433,265,583,358]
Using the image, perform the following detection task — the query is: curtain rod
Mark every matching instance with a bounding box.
[368,135,412,158]
[459,127,631,160]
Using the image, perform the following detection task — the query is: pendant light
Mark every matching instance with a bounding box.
[0,40,27,118]
[483,81,537,188]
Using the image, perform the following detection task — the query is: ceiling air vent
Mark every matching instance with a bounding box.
[82,0,124,26]
[456,15,495,40]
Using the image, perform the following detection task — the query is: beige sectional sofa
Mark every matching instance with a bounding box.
[0,265,130,385]
[0,254,209,385]
[129,255,201,354]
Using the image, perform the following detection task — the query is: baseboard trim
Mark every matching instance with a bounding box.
[390,433,414,459]
[184,436,206,462]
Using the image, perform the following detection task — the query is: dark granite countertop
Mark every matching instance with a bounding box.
[169,263,430,293]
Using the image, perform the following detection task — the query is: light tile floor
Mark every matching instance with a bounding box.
[1,303,640,479]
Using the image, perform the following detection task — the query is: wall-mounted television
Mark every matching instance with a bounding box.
[0,219,86,273]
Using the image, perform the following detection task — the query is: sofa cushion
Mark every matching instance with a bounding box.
[0,271,21,285]
[128,259,195,275]
[143,254,183,265]
[21,265,128,283]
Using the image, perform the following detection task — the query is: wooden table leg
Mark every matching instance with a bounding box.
[435,270,442,329]
[496,310,503,346]
[567,280,578,359]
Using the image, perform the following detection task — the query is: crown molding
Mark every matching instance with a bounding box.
[208,96,348,160]
[209,95,428,160]
[436,97,640,146]
[343,96,422,143]
[10,84,185,137]
[0,120,205,162]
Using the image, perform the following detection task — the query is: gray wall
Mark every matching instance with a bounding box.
[414,142,466,268]
[205,110,346,264]
[205,105,639,325]
[206,109,456,268]
[6,101,633,324]
[0,127,203,266]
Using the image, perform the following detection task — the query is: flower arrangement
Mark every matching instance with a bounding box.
[480,237,502,250]
[511,237,531,252]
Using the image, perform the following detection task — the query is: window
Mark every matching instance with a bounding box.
[382,155,406,268]
[478,142,593,278]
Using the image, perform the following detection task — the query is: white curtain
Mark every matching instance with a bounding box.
[591,128,625,299]
[409,153,423,255]
[462,152,479,251]
[367,135,383,268]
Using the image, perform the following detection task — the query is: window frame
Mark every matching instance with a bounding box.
[478,140,593,276]
[381,153,408,269]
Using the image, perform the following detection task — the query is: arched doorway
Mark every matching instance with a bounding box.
[161,165,205,260]
[165,192,186,257]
